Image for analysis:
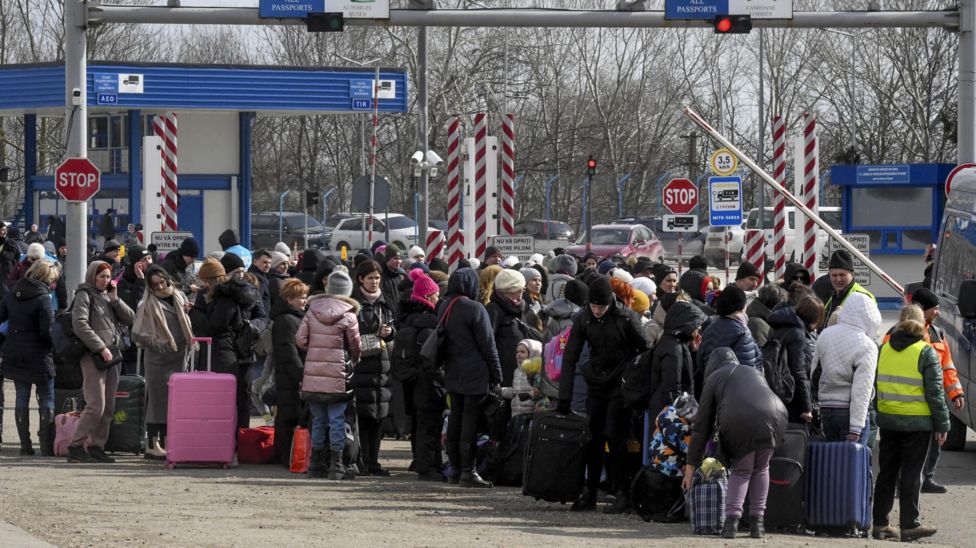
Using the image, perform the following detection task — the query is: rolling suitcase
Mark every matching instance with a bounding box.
[105,353,147,454]
[804,441,872,534]
[521,411,590,504]
[742,423,807,531]
[166,337,237,469]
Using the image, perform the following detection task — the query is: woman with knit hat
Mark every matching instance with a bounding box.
[486,269,539,387]
[393,269,446,481]
[520,267,546,314]
[267,250,292,308]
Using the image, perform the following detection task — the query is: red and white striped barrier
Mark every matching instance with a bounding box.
[153,112,178,231]
[771,114,787,281]
[744,229,766,285]
[425,229,444,262]
[446,118,464,269]
[499,114,515,236]
[473,113,489,259]
[801,112,819,280]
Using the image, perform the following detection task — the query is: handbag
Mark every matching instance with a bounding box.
[51,289,95,364]
[359,333,385,357]
[419,296,465,368]
[91,345,123,371]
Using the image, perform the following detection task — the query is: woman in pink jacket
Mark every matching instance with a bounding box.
[296,270,361,480]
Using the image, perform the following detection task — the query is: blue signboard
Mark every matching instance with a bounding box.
[350,79,374,99]
[666,0,727,20]
[856,164,911,185]
[352,99,372,110]
[93,73,117,93]
[96,93,118,105]
[708,176,743,226]
[259,0,325,18]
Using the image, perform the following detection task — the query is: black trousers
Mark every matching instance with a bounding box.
[446,392,483,470]
[235,364,251,429]
[358,416,383,472]
[405,378,445,475]
[585,392,631,495]
[873,429,931,529]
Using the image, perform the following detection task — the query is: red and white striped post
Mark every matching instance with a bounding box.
[801,112,819,280]
[153,112,178,231]
[473,113,489,260]
[446,118,464,269]
[425,229,444,262]
[771,114,787,282]
[744,229,766,285]
[499,113,515,236]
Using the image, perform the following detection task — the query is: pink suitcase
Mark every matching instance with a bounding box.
[166,337,237,469]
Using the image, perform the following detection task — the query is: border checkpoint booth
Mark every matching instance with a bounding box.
[0,62,408,257]
[829,163,955,307]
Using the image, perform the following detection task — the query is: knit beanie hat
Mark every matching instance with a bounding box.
[493,268,526,293]
[275,241,292,258]
[370,240,388,255]
[409,261,430,274]
[736,261,761,281]
[484,246,502,262]
[103,239,121,254]
[554,254,578,276]
[651,263,675,285]
[517,338,543,360]
[409,269,440,302]
[612,268,634,285]
[501,256,520,269]
[520,267,541,282]
[828,249,855,272]
[197,257,226,280]
[597,259,616,275]
[527,253,544,267]
[911,287,939,311]
[408,245,426,262]
[220,252,245,273]
[428,257,449,274]
[467,258,480,270]
[27,243,45,261]
[270,251,289,270]
[564,279,589,307]
[716,286,748,316]
[326,270,354,297]
[631,289,650,315]
[588,276,615,306]
[43,241,56,256]
[384,244,402,263]
[631,276,656,299]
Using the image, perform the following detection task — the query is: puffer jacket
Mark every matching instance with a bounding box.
[271,298,305,415]
[380,262,404,317]
[813,292,881,438]
[687,348,788,468]
[190,277,265,374]
[437,268,502,396]
[501,339,542,416]
[767,305,816,422]
[72,266,135,355]
[542,298,579,342]
[0,277,55,383]
[295,293,361,400]
[649,301,706,415]
[695,313,763,398]
[351,288,395,420]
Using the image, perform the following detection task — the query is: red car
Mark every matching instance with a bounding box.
[567,224,664,261]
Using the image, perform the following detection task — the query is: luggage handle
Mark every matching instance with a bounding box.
[190,337,214,372]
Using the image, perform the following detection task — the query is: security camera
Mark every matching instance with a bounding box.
[410,151,424,165]
[71,88,82,106]
[425,150,443,166]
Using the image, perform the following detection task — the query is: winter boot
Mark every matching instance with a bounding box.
[446,441,461,484]
[749,516,765,539]
[570,489,597,512]
[722,517,739,539]
[38,408,55,457]
[144,434,167,460]
[15,408,34,456]
[604,491,631,514]
[0,406,5,451]
[308,448,326,478]
[328,449,346,480]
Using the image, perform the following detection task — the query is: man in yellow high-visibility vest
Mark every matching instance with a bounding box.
[871,305,950,543]
[819,249,875,332]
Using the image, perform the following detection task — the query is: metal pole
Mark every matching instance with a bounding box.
[960,0,975,163]
[544,175,558,239]
[322,188,336,233]
[64,0,88,295]
[417,25,430,252]
[850,33,857,154]
[757,28,765,227]
[584,177,592,255]
[413,192,419,242]
[683,106,905,294]
[303,191,308,250]
[277,190,291,243]
[616,173,632,218]
[368,63,379,248]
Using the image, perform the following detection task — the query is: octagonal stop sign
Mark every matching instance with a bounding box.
[663,178,698,215]
[55,158,101,202]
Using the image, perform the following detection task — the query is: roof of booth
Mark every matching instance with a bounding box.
[0,62,409,116]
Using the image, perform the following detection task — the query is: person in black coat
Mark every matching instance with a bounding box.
[161,237,200,296]
[684,348,788,539]
[485,269,534,387]
[678,268,716,316]
[271,278,308,467]
[394,270,446,482]
[648,301,706,416]
[557,276,650,513]
[438,267,502,488]
[351,260,396,476]
[268,252,291,308]
[248,249,273,316]
[117,245,152,375]
[297,249,326,288]
[767,293,823,424]
[695,286,764,398]
[378,245,405,317]
[0,260,58,455]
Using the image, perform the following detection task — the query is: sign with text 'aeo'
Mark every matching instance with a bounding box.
[55,158,100,202]
[663,178,699,215]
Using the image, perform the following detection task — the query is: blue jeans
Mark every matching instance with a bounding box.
[15,378,55,411]
[820,407,871,443]
[309,400,348,451]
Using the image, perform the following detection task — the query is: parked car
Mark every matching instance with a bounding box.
[251,212,325,251]
[329,213,434,253]
[321,212,358,249]
[514,218,575,254]
[704,222,746,268]
[566,223,663,261]
[614,216,705,263]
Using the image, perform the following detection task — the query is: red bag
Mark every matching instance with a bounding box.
[289,427,311,473]
[237,426,276,464]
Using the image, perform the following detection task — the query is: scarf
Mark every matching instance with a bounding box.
[360,286,382,303]
[132,284,194,354]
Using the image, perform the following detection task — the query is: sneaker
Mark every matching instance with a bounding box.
[921,480,948,494]
[87,446,116,463]
[900,524,937,542]
[872,525,900,540]
[66,445,95,463]
[262,414,274,427]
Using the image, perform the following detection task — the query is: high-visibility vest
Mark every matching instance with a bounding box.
[877,339,931,417]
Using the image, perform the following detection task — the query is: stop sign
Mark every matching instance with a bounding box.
[663,178,699,215]
[55,158,101,202]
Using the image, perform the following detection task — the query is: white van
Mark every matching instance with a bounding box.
[741,206,842,263]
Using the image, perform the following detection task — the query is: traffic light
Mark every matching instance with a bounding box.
[306,12,344,32]
[587,157,597,177]
[306,190,319,206]
[712,15,751,34]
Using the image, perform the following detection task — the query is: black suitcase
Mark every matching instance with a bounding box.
[522,411,590,503]
[743,423,808,531]
[105,374,147,454]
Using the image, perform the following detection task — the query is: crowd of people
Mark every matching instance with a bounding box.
[0,219,962,541]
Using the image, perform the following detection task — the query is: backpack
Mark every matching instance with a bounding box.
[543,325,571,382]
[761,338,795,404]
[391,323,426,383]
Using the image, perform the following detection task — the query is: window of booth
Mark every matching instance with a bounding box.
[88,114,129,174]
[849,187,936,253]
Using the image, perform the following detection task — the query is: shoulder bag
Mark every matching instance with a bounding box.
[419,296,465,368]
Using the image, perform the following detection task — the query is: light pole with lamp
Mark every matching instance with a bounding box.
[277,189,292,243]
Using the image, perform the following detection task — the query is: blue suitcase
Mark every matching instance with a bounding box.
[804,441,872,534]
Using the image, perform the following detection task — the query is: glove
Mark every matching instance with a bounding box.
[556,399,571,415]
[490,384,502,397]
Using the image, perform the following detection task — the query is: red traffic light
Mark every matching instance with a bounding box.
[587,159,597,170]
[712,15,752,34]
